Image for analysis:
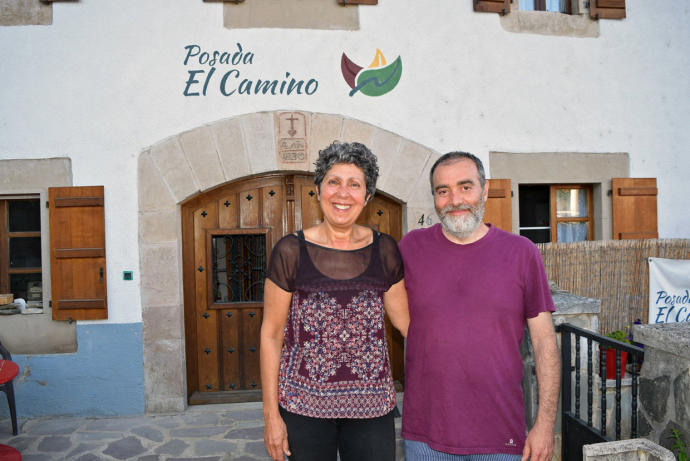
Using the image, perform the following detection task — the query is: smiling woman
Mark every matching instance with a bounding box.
[260,141,410,461]
[317,163,369,234]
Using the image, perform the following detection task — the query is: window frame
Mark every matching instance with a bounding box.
[517,183,594,244]
[520,0,572,14]
[206,228,271,309]
[549,184,594,243]
[0,195,44,308]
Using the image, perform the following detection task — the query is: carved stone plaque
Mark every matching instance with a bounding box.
[276,112,308,167]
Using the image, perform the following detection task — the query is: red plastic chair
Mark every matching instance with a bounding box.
[0,340,18,436]
[0,444,21,461]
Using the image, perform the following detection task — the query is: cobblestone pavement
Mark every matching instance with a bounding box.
[0,397,404,460]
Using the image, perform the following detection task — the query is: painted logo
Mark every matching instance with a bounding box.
[341,49,402,97]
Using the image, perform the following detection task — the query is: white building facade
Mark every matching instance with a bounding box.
[0,0,688,417]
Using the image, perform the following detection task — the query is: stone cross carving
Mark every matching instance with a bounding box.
[276,112,308,165]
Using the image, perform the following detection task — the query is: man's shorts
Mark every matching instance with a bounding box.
[404,439,522,461]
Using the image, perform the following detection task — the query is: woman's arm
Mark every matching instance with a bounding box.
[260,278,293,461]
[384,278,410,338]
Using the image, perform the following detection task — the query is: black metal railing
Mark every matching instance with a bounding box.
[557,323,645,461]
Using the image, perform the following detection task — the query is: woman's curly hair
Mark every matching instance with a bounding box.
[313,141,379,199]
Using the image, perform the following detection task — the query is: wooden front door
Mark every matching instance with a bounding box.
[182,173,404,404]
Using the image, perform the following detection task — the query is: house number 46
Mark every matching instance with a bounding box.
[418,215,433,226]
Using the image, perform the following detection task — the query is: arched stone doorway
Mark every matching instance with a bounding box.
[138,111,438,413]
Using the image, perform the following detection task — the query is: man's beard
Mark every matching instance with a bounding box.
[437,200,485,240]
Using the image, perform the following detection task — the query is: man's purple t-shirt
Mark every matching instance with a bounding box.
[399,224,554,455]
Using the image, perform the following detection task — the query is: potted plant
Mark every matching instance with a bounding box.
[669,429,689,461]
[601,330,630,379]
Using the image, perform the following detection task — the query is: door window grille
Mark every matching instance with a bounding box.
[211,234,266,303]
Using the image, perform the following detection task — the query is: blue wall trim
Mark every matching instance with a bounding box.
[0,323,145,418]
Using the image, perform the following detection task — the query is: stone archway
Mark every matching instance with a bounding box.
[138,111,438,413]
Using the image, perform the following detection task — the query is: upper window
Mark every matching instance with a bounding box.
[519,0,571,14]
[519,184,593,244]
[475,0,626,18]
[0,196,43,309]
[474,0,625,37]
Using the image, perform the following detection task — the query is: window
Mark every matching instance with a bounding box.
[519,0,571,14]
[0,196,43,309]
[474,0,625,37]
[519,184,593,244]
[211,233,266,304]
[475,0,626,18]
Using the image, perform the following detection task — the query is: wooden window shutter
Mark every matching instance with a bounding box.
[484,179,513,233]
[590,0,626,19]
[473,0,510,15]
[611,178,657,240]
[49,186,108,321]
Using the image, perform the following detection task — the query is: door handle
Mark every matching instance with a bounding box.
[99,267,104,283]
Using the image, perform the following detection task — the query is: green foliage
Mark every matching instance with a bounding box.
[605,329,631,344]
[669,429,688,461]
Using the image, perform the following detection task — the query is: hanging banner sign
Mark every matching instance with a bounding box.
[648,257,690,324]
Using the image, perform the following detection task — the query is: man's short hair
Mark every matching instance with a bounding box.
[429,151,486,194]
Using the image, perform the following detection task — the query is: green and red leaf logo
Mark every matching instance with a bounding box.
[341,49,402,97]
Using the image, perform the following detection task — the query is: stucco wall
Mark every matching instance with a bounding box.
[0,323,144,418]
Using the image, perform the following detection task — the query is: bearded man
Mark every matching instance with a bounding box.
[398,152,560,461]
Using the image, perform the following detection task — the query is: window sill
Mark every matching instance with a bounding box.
[223,0,359,30]
[0,0,53,26]
[0,309,44,315]
[0,301,43,315]
[500,10,599,37]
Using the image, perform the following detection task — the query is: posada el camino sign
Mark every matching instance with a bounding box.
[182,43,319,97]
[648,257,690,324]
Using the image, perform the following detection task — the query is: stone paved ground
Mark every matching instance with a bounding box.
[0,398,404,461]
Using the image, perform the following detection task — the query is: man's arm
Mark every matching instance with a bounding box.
[523,311,561,461]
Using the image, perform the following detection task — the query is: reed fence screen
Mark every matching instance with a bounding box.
[537,239,690,334]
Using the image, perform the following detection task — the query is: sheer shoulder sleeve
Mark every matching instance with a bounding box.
[378,233,404,287]
[266,234,300,292]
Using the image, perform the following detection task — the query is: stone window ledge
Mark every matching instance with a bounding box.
[223,0,359,30]
[0,0,52,26]
[500,10,599,37]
